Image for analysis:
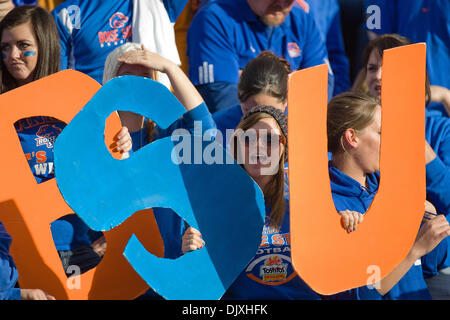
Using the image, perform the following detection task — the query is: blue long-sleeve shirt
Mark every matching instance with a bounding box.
[425,111,450,217]
[421,111,450,278]
[327,164,431,300]
[0,222,20,300]
[187,0,334,112]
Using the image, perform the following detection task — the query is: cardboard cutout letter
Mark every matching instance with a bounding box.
[0,70,163,299]
[54,76,266,300]
[289,44,426,294]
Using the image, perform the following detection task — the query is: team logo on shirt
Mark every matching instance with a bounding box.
[35,124,62,148]
[287,42,301,58]
[98,12,132,48]
[245,254,297,285]
[198,61,215,84]
[295,0,310,13]
[260,256,288,282]
[109,12,129,29]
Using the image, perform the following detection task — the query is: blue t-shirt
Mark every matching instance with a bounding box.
[328,164,432,300]
[51,0,133,84]
[14,116,92,252]
[51,0,188,85]
[14,117,65,183]
[221,201,321,300]
[187,0,333,111]
[365,0,449,115]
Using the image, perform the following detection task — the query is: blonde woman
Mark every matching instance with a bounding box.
[182,105,322,300]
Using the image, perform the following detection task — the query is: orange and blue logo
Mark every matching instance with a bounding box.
[287,42,301,58]
[109,12,129,28]
[295,0,310,13]
[98,12,132,48]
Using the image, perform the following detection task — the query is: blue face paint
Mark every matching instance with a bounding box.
[2,53,6,59]
[24,51,36,57]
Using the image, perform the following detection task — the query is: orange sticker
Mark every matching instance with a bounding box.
[288,44,426,294]
[0,70,163,299]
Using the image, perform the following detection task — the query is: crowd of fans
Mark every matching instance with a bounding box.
[0,0,449,300]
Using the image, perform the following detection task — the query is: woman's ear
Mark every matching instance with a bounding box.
[343,128,359,150]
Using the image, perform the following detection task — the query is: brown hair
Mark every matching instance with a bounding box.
[232,111,287,230]
[0,5,60,93]
[327,92,379,155]
[238,51,290,104]
[354,33,431,106]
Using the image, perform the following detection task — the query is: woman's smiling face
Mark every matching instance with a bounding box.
[240,117,285,180]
